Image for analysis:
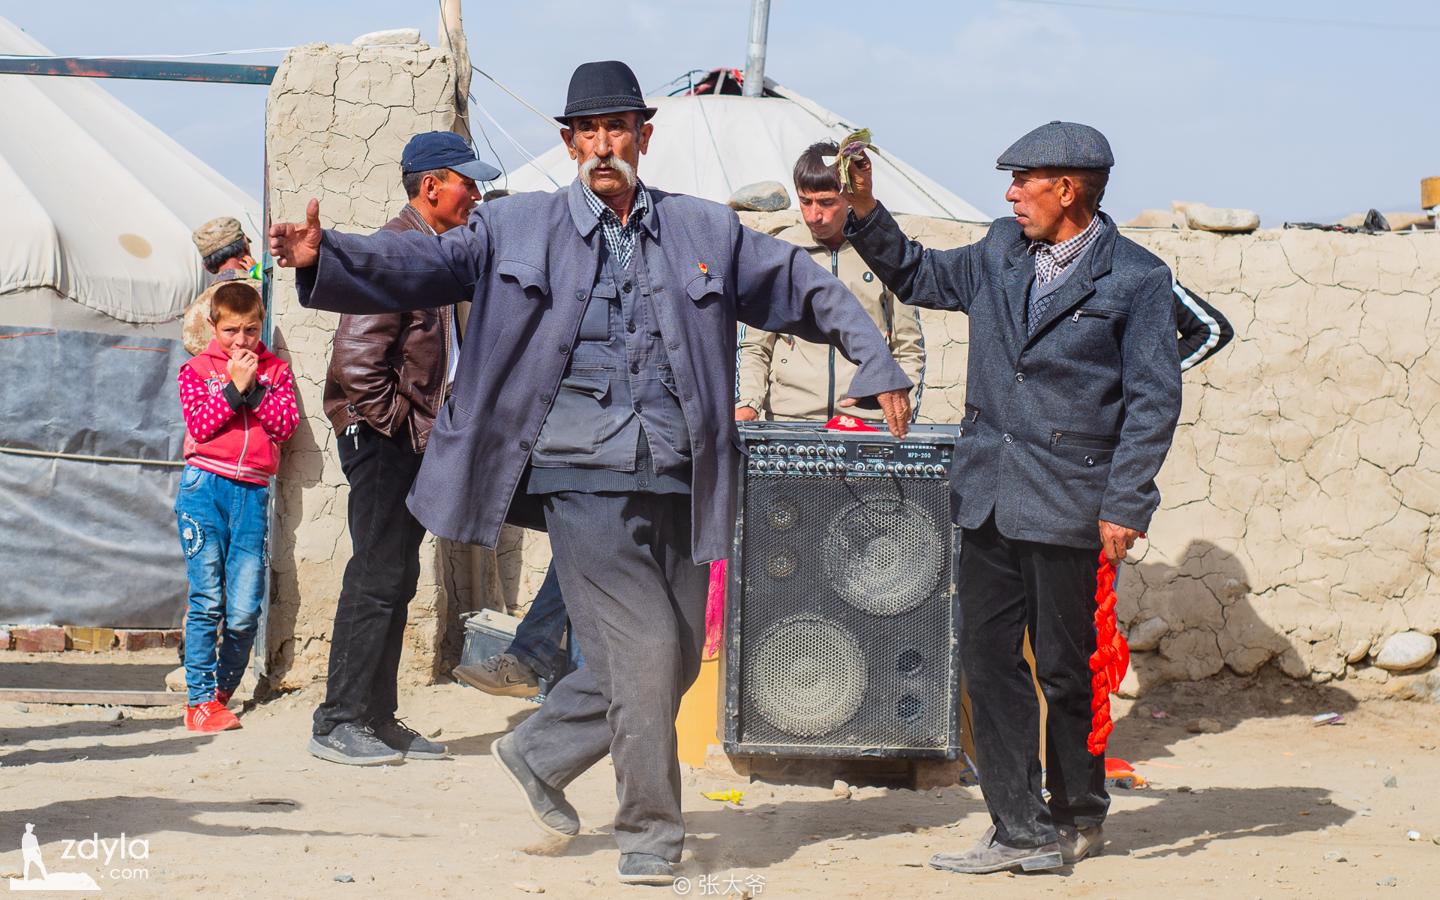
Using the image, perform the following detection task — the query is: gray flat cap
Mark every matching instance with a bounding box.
[996,121,1113,172]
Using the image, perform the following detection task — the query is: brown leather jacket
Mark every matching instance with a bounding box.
[322,205,459,452]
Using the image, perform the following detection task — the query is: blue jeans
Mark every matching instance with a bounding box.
[175,465,268,705]
[508,562,583,682]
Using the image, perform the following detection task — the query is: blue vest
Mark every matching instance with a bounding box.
[529,243,691,494]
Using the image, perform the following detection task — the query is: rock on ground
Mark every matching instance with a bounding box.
[1373,631,1438,672]
[729,181,791,212]
[1182,203,1260,233]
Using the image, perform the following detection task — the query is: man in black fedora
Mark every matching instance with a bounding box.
[271,60,912,886]
[843,122,1182,874]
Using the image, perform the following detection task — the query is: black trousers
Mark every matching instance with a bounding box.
[313,424,427,735]
[959,515,1109,847]
[510,491,709,862]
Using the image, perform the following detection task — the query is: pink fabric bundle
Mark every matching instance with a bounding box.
[704,560,727,659]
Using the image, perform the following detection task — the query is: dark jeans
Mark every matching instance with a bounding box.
[312,424,427,735]
[508,563,583,681]
[511,491,708,861]
[959,515,1109,848]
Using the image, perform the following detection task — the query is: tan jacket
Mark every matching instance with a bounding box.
[737,223,926,420]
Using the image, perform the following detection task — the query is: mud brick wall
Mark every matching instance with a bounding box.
[745,212,1440,689]
[263,41,502,690]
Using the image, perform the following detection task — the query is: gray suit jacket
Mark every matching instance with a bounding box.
[847,206,1181,549]
[297,180,911,562]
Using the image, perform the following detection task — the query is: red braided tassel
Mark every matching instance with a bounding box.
[1087,551,1128,756]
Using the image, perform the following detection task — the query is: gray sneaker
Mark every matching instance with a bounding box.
[454,653,540,698]
[1057,824,1104,864]
[307,722,404,767]
[491,732,580,837]
[929,826,1063,875]
[371,717,448,760]
[616,853,676,886]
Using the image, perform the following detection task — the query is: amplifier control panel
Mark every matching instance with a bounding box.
[743,434,954,479]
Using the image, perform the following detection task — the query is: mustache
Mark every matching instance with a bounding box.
[579,154,637,189]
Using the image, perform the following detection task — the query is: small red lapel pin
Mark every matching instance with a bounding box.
[697,262,709,276]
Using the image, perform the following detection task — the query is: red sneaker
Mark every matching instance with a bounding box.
[186,700,241,733]
[215,689,233,707]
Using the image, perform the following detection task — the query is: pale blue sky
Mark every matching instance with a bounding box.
[5,0,1438,224]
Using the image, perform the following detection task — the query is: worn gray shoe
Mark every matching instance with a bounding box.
[453,653,540,698]
[371,717,448,760]
[492,732,580,837]
[307,722,404,767]
[1057,824,1104,864]
[616,853,676,886]
[929,826,1064,875]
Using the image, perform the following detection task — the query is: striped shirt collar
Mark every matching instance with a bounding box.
[1029,214,1102,285]
[580,180,651,268]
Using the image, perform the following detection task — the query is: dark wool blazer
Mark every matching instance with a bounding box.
[848,205,1181,549]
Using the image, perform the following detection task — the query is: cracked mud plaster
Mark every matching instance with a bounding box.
[740,212,1440,691]
[261,40,1440,690]
[264,41,466,689]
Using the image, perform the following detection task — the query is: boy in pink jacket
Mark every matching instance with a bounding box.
[175,281,298,732]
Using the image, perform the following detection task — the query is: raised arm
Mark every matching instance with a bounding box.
[271,198,489,315]
[841,150,985,313]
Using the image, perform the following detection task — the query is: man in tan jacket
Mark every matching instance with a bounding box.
[736,141,926,422]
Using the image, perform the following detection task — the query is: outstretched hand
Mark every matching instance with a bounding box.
[268,198,323,268]
[841,149,877,219]
[840,389,910,438]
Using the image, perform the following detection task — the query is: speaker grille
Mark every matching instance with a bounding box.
[749,615,867,737]
[822,498,944,617]
[732,467,956,755]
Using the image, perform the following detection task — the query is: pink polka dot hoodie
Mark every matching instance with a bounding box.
[177,339,299,485]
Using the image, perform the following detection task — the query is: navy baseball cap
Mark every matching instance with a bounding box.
[401,131,502,182]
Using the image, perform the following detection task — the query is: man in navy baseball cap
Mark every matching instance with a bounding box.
[399,131,502,232]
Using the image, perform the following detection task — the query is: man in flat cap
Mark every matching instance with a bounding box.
[270,60,911,886]
[844,122,1181,874]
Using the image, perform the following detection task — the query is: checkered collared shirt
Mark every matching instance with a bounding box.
[581,180,650,269]
[1029,214,1102,286]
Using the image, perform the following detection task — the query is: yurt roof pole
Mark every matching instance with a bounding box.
[742,0,770,97]
[0,56,275,84]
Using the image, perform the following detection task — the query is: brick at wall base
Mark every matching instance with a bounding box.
[116,630,179,651]
[12,625,66,652]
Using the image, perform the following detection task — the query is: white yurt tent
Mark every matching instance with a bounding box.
[503,74,988,221]
[0,16,262,628]
[0,16,261,335]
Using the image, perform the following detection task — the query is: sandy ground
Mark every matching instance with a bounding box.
[2,653,1438,899]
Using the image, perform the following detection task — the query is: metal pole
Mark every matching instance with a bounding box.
[742,0,771,97]
[0,56,275,84]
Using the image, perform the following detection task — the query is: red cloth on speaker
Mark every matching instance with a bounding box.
[824,414,879,432]
[1087,552,1129,756]
[704,560,727,660]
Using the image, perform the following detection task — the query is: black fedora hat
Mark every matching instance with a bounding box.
[555,60,657,125]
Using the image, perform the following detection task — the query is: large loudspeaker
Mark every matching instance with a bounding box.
[723,422,961,760]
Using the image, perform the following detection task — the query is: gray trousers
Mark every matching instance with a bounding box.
[511,490,709,861]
